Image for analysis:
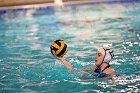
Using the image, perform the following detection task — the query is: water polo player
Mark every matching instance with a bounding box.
[80,48,116,78]
[51,40,116,78]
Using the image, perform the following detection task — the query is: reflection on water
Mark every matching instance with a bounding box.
[0,1,140,93]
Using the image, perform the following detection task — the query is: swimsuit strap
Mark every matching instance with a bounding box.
[101,64,110,72]
[94,66,100,73]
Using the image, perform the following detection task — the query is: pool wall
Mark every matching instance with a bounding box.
[0,0,140,14]
[2,0,139,7]
[0,0,103,11]
[0,0,105,7]
[0,0,53,7]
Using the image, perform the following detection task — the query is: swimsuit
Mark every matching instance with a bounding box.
[88,64,110,78]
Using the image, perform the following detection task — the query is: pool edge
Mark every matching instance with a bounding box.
[0,0,140,11]
[0,0,105,10]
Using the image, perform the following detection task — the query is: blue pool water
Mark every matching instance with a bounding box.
[0,1,140,93]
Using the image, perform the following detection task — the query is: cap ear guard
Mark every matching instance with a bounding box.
[102,48,114,63]
[105,48,114,59]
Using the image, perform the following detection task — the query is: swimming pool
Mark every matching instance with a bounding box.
[0,0,140,93]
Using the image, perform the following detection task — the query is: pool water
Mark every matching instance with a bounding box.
[0,1,140,93]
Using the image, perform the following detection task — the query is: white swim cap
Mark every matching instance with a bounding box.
[98,48,114,63]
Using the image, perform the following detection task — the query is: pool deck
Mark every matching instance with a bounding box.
[0,0,106,10]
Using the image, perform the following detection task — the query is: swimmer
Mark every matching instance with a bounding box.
[56,48,116,78]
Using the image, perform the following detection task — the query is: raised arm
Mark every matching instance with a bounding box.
[56,57,73,70]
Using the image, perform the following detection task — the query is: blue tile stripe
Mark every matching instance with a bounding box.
[65,0,140,6]
[0,0,140,15]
